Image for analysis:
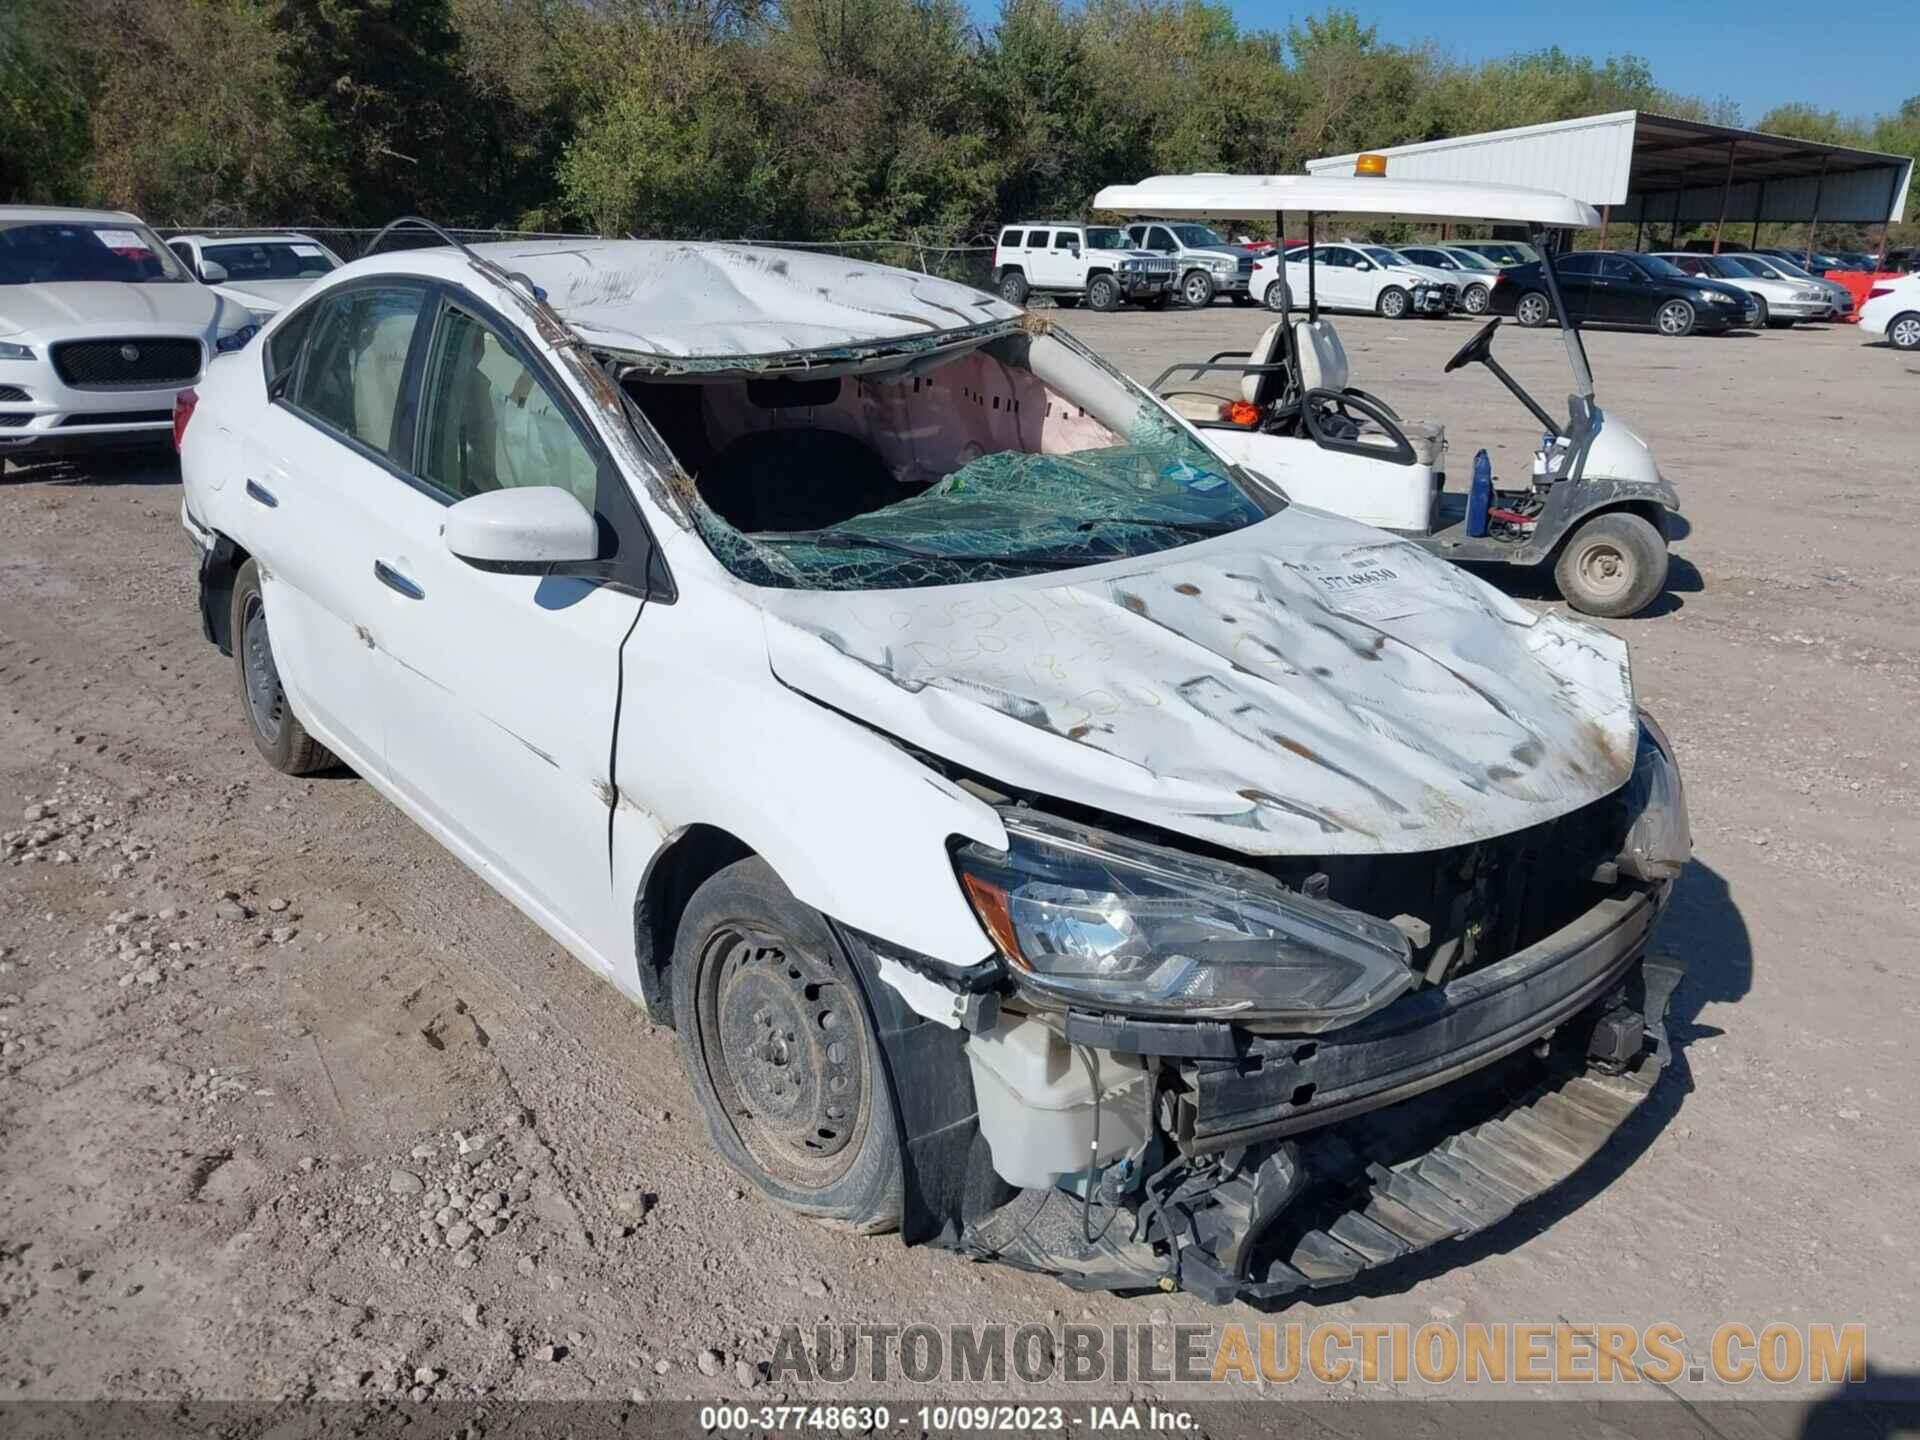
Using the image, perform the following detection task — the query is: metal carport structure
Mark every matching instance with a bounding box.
[1310,110,1912,263]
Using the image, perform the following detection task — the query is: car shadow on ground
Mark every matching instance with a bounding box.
[0,449,179,486]
[1799,1369,1920,1438]
[1257,857,1751,1312]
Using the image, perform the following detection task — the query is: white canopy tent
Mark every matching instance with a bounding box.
[1091,174,1600,229]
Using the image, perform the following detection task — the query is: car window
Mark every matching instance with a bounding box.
[1085,227,1129,250]
[1316,247,1354,268]
[998,229,1020,249]
[1555,254,1599,277]
[1667,256,1705,274]
[1637,254,1688,279]
[416,304,600,511]
[1361,246,1400,267]
[1599,257,1639,280]
[169,241,196,271]
[202,241,338,280]
[292,284,428,458]
[264,301,319,392]
[1052,231,1077,250]
[1148,227,1176,253]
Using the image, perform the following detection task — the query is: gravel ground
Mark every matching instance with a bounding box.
[0,308,1916,1417]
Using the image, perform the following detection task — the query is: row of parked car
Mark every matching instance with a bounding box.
[0,206,344,457]
[990,219,1918,344]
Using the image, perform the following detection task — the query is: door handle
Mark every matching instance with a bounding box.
[245,479,278,507]
[374,560,425,600]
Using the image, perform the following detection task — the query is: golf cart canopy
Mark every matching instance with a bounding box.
[1092,174,1601,228]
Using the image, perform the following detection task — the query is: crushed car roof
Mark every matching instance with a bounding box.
[458,240,1022,364]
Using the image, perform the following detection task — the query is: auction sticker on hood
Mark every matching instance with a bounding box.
[1310,561,1423,621]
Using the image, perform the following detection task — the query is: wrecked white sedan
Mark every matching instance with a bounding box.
[177,222,1691,1303]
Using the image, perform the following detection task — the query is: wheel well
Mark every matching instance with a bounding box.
[1551,500,1668,558]
[631,824,754,1028]
[201,533,251,655]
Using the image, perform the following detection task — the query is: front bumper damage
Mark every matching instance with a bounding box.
[858,881,1683,1306]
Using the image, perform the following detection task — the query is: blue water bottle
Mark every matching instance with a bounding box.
[1465,448,1493,537]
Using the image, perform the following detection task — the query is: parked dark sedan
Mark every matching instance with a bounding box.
[1490,251,1758,336]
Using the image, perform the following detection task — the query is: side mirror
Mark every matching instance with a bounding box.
[444,486,598,568]
[1355,260,1374,272]
[199,260,229,284]
[1068,243,1080,257]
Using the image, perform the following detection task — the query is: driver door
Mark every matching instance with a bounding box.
[1316,246,1365,309]
[1594,256,1647,322]
[1550,254,1601,321]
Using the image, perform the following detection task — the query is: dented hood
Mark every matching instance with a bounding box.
[758,508,1638,856]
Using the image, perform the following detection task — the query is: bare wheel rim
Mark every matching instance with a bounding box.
[1464,286,1489,313]
[1518,294,1548,325]
[240,594,285,744]
[1183,274,1210,305]
[1892,316,1920,348]
[1657,301,1693,335]
[1574,538,1634,603]
[696,921,870,1190]
[1381,289,1407,317]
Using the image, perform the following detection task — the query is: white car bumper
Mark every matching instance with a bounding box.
[0,336,206,453]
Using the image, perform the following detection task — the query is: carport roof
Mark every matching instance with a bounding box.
[1310,111,1912,227]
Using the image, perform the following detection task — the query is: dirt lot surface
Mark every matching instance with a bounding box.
[2,309,1916,1419]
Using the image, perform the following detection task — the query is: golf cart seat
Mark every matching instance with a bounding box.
[1160,322,1295,425]
[1295,319,1447,467]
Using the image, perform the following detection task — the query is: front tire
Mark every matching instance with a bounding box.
[1086,273,1120,312]
[1888,312,1920,350]
[1462,283,1490,315]
[670,857,903,1233]
[997,270,1029,306]
[1654,299,1696,337]
[1554,512,1668,618]
[1376,286,1410,319]
[1180,270,1215,308]
[231,558,335,775]
[1515,291,1553,327]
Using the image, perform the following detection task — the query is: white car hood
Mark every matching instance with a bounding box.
[212,278,315,314]
[0,281,227,338]
[758,509,1637,857]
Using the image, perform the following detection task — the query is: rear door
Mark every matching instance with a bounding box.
[238,279,434,774]
[369,289,655,970]
[1021,230,1055,287]
[1550,254,1602,321]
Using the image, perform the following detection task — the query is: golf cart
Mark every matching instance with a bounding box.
[1091,170,1681,617]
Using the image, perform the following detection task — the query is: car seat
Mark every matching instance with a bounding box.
[1160,322,1295,425]
[1293,319,1446,466]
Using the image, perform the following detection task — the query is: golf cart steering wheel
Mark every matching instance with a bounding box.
[1301,387,1417,467]
[1444,317,1502,374]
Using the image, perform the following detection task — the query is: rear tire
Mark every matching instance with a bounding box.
[1751,295,1770,327]
[1462,283,1490,315]
[997,270,1029,306]
[1554,512,1668,618]
[1888,312,1920,350]
[1262,280,1291,313]
[231,558,335,775]
[1180,270,1215,308]
[1087,274,1120,312]
[670,857,904,1234]
[1515,291,1553,327]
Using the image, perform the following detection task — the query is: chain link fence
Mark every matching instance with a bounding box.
[152,227,997,291]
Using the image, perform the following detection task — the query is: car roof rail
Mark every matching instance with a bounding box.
[364,215,581,350]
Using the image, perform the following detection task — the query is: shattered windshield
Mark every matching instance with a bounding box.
[628,329,1277,592]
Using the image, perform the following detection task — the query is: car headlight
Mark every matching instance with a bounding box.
[1696,289,1727,304]
[953,811,1413,1028]
[1208,258,1235,273]
[215,325,260,354]
[1617,711,1691,883]
[0,341,33,361]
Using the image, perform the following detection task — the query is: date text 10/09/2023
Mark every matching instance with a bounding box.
[697,1405,1197,1433]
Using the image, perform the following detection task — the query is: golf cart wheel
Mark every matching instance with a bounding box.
[1087,274,1121,311]
[231,559,335,776]
[670,857,903,1233]
[1462,284,1490,315]
[1655,299,1696,337]
[1515,291,1553,327]
[1889,313,1920,350]
[1376,286,1410,319]
[1181,270,1215,308]
[1554,511,1668,618]
[997,270,1029,306]
[1263,280,1291,313]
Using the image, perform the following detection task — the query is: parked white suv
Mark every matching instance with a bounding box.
[1859,272,1920,350]
[166,232,345,325]
[177,230,1689,1306]
[992,223,1173,310]
[1252,242,1458,318]
[0,206,260,457]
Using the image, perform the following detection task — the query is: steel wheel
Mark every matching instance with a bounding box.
[694,921,871,1191]
[1462,284,1490,314]
[1516,292,1551,327]
[1655,299,1696,337]
[1575,539,1632,605]
[1890,314,1920,350]
[240,593,285,746]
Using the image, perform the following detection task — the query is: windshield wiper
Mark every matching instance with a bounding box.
[1074,515,1240,538]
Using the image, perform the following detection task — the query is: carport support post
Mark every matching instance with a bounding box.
[1806,155,1828,264]
[1712,141,1737,253]
[1634,212,1645,250]
[1598,205,1610,249]
[1752,180,1766,248]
